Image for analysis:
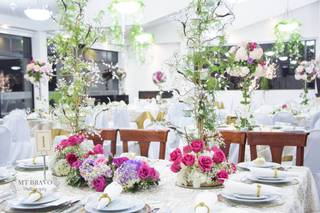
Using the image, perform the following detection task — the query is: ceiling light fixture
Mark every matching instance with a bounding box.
[24,1,52,21]
[11,66,21,71]
[112,0,144,15]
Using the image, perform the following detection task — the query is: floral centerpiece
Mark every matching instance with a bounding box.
[295,60,320,105]
[25,60,53,84]
[226,42,276,129]
[169,140,236,188]
[113,157,160,192]
[52,134,104,187]
[272,103,300,116]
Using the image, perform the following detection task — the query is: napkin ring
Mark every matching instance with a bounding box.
[256,184,262,197]
[99,193,111,203]
[194,202,210,213]
[29,188,43,200]
[273,169,278,178]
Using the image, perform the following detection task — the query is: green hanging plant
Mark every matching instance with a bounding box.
[274,19,303,60]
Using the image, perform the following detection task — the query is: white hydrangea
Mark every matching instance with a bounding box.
[235,47,248,61]
[249,47,263,60]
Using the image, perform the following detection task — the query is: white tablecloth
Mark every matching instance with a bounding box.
[1,160,319,213]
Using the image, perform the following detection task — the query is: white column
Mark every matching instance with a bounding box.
[31,31,49,112]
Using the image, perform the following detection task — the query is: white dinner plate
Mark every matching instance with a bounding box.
[94,197,135,211]
[238,162,280,170]
[221,192,280,204]
[19,194,59,205]
[247,176,294,184]
[16,163,47,170]
[85,199,145,213]
[7,197,71,210]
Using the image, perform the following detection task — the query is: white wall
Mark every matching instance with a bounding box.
[122,1,320,108]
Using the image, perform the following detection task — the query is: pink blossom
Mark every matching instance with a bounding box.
[148,167,160,181]
[93,144,104,154]
[56,139,69,150]
[92,176,106,192]
[183,145,192,154]
[66,153,78,166]
[216,169,229,183]
[181,153,195,166]
[247,42,257,51]
[71,160,82,169]
[282,104,288,109]
[94,157,107,166]
[68,135,84,146]
[112,157,129,168]
[198,156,213,172]
[212,146,226,163]
[169,148,182,162]
[231,163,237,173]
[190,140,204,153]
[138,163,150,180]
[170,161,182,173]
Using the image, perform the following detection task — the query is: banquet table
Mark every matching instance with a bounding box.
[0,160,319,213]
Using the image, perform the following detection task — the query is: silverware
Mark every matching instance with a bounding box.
[54,200,80,213]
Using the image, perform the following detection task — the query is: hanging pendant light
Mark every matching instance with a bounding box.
[24,0,52,21]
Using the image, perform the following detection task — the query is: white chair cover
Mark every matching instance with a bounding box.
[3,113,33,163]
[273,112,295,125]
[0,126,12,166]
[254,113,273,126]
[310,112,320,129]
[305,130,320,194]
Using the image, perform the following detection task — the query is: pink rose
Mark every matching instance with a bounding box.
[231,163,237,173]
[71,160,82,169]
[183,145,192,154]
[92,176,106,192]
[68,135,84,146]
[56,139,69,150]
[198,156,213,172]
[138,163,150,180]
[148,167,160,181]
[212,146,226,163]
[93,144,104,154]
[170,161,181,173]
[282,104,288,109]
[66,153,78,166]
[169,148,182,162]
[190,140,204,153]
[216,169,229,183]
[181,153,195,166]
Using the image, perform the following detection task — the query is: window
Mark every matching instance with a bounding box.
[0,34,33,117]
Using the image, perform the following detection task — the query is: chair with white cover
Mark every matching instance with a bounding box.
[310,112,320,129]
[0,126,12,166]
[304,130,320,194]
[3,113,33,163]
[273,112,296,125]
[254,113,273,126]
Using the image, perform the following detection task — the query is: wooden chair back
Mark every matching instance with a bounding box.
[219,130,246,163]
[247,131,309,166]
[119,129,169,159]
[85,129,118,156]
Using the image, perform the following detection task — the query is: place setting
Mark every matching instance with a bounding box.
[237,157,281,171]
[15,157,48,171]
[4,184,81,212]
[0,167,16,185]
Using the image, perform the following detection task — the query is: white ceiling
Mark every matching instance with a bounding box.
[0,0,318,32]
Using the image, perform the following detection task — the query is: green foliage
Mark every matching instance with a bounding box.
[274,19,303,60]
[49,0,110,133]
[169,0,233,140]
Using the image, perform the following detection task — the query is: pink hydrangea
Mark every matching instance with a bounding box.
[93,144,104,154]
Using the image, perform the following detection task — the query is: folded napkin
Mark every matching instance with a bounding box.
[223,180,280,197]
[194,192,216,213]
[18,157,47,166]
[97,182,123,209]
[250,167,293,178]
[25,185,55,202]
